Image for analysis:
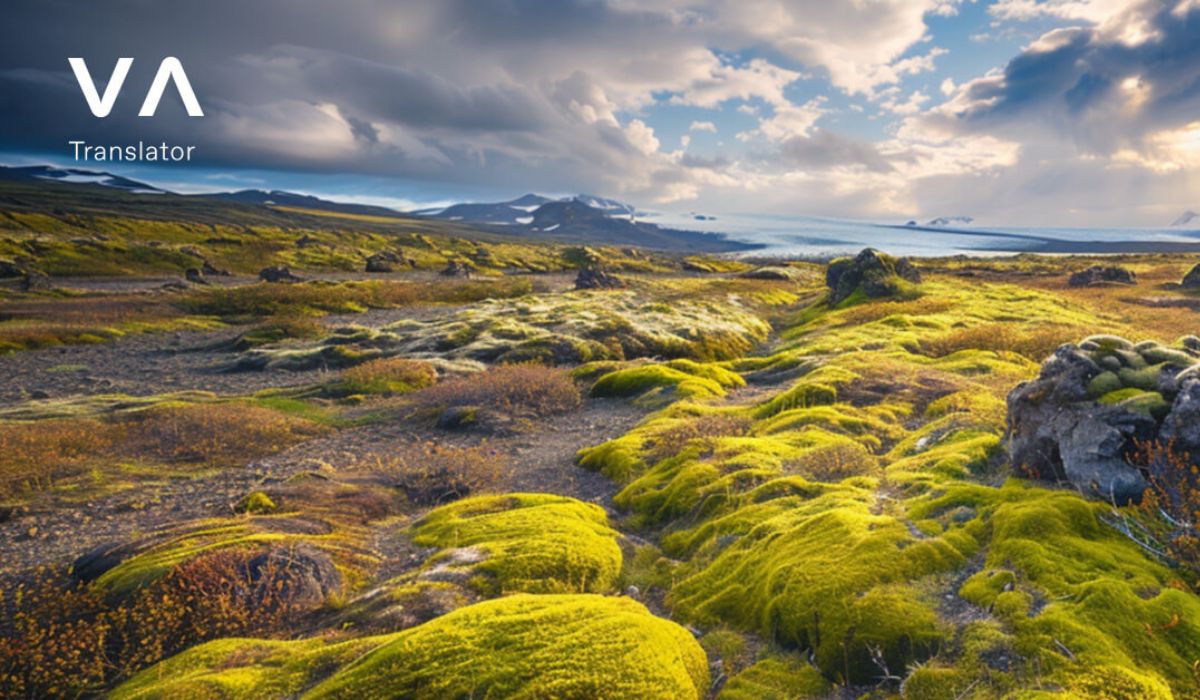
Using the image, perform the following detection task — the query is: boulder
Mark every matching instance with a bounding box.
[1182,263,1200,288]
[19,271,52,292]
[201,261,231,276]
[1007,336,1200,503]
[1068,265,1136,287]
[825,248,921,305]
[184,268,209,285]
[441,261,475,278]
[574,266,625,290]
[259,266,303,283]
[243,543,342,609]
[0,259,25,278]
[71,541,132,583]
[365,252,397,273]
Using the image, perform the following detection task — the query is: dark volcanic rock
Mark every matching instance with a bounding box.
[259,266,303,283]
[366,251,398,273]
[71,541,133,583]
[441,261,475,278]
[0,259,25,278]
[1068,265,1136,287]
[1182,263,1200,288]
[574,266,625,290]
[19,270,52,291]
[244,543,342,608]
[1007,336,1200,503]
[184,268,210,285]
[825,248,921,305]
[202,261,231,276]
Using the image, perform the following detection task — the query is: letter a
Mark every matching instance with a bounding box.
[69,57,132,118]
[139,57,204,117]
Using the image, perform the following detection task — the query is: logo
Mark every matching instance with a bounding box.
[68,57,203,118]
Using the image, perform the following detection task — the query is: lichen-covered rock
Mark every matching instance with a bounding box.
[440,260,475,277]
[1007,336,1200,502]
[259,265,302,283]
[574,266,625,289]
[825,248,921,305]
[364,252,396,272]
[244,543,342,609]
[1068,265,1136,287]
[739,265,802,281]
[184,268,209,285]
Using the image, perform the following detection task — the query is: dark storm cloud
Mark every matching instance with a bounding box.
[927,0,1200,151]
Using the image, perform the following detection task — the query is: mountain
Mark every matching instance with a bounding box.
[1170,210,1199,228]
[925,216,974,228]
[431,194,554,226]
[0,165,164,194]
[206,189,403,218]
[419,193,752,252]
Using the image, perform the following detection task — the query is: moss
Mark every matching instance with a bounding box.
[314,595,705,698]
[900,665,971,699]
[409,493,622,595]
[590,361,743,403]
[1088,370,1123,398]
[1117,363,1166,392]
[235,491,277,514]
[718,655,829,699]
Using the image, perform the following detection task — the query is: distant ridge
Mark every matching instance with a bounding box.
[1171,210,1199,228]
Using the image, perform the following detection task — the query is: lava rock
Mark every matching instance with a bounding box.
[184,268,210,285]
[0,259,25,278]
[366,251,402,273]
[1068,265,1136,287]
[71,542,133,583]
[202,261,231,276]
[825,248,921,305]
[1182,263,1200,288]
[437,405,479,430]
[19,270,52,291]
[259,266,303,283]
[243,543,342,609]
[441,261,475,278]
[574,266,625,290]
[1007,337,1200,503]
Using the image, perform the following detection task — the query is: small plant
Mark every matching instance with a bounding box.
[645,414,752,462]
[236,490,278,514]
[413,364,581,417]
[787,442,880,482]
[919,322,1082,361]
[341,357,437,395]
[1124,439,1200,575]
[365,443,506,505]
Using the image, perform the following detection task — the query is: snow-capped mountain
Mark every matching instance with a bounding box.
[1170,210,1199,228]
[0,165,164,193]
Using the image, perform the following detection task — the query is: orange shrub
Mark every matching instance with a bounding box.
[918,323,1082,361]
[645,414,753,462]
[365,443,506,505]
[413,364,581,417]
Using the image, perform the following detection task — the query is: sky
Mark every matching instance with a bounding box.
[1,0,1199,227]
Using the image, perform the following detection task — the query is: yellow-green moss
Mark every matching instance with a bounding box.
[409,493,622,594]
[718,655,829,699]
[306,594,708,699]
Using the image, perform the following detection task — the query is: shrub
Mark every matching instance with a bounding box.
[1125,439,1200,575]
[645,414,753,462]
[0,403,326,499]
[0,549,312,696]
[413,364,581,417]
[365,443,506,505]
[787,441,880,482]
[341,358,437,395]
[116,403,327,467]
[919,323,1082,362]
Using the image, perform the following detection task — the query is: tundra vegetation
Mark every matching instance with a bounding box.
[2,201,1200,699]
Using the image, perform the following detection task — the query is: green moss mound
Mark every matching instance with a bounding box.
[409,493,623,594]
[718,656,829,699]
[590,359,744,404]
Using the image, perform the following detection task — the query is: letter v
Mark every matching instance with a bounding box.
[139,57,204,117]
[68,57,132,118]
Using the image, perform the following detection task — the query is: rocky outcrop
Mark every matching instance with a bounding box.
[441,261,475,278]
[1007,335,1200,503]
[1068,265,1136,287]
[825,248,921,305]
[0,260,25,278]
[740,266,803,281]
[259,266,303,283]
[244,543,342,609]
[184,268,210,285]
[1181,263,1200,288]
[365,251,400,273]
[574,266,625,290]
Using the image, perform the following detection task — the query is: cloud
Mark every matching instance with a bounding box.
[689,120,717,132]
